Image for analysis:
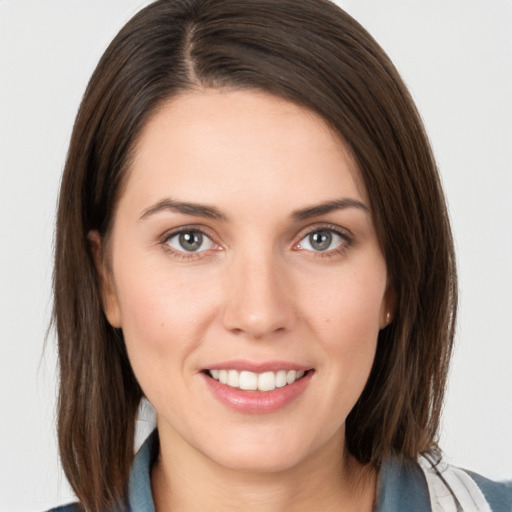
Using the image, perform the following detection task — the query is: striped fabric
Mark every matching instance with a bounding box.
[419,454,501,512]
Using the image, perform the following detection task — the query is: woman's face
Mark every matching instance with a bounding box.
[98,89,391,473]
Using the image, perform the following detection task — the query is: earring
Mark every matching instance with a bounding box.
[385,312,391,325]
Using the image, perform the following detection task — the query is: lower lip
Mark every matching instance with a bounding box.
[202,371,313,414]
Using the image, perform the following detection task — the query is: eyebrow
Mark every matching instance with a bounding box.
[139,198,228,221]
[291,198,370,221]
[139,197,369,223]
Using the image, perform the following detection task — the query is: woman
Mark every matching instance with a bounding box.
[49,0,511,511]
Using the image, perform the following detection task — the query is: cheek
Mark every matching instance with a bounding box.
[113,258,221,376]
[308,265,386,341]
[302,261,386,389]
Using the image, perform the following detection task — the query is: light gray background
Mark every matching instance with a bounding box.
[1,1,511,510]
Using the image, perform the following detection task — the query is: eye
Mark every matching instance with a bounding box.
[297,229,347,253]
[166,230,214,253]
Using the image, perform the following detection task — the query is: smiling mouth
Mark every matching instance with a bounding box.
[204,369,311,392]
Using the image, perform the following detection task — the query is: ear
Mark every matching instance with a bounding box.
[88,230,122,328]
[379,280,396,330]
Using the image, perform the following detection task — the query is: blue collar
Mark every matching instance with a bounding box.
[127,430,158,512]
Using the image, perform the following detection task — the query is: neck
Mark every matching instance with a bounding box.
[151,426,376,512]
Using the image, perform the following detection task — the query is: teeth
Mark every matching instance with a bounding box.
[239,370,258,390]
[275,370,287,388]
[227,369,239,387]
[208,368,307,391]
[258,371,276,392]
[286,370,297,384]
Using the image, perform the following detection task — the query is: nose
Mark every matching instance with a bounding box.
[221,251,296,339]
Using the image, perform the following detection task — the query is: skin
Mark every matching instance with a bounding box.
[92,89,393,512]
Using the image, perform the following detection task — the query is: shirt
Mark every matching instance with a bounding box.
[48,430,512,512]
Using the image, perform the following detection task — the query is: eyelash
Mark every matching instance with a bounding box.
[161,226,221,261]
[293,224,352,259]
[160,224,352,260]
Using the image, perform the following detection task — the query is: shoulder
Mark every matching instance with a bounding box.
[377,453,512,512]
[43,431,159,512]
[377,456,432,511]
[465,470,512,512]
[44,505,81,512]
[418,453,512,512]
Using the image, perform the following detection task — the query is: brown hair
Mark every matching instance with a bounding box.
[53,0,457,510]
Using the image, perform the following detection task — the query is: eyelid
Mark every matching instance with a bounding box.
[294,223,353,244]
[167,231,213,252]
[161,224,217,242]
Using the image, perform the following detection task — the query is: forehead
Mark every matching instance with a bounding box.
[122,88,368,215]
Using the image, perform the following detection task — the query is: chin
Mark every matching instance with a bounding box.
[210,444,307,474]
[198,425,332,475]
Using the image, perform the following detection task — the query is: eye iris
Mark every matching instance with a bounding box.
[309,230,332,251]
[179,231,202,251]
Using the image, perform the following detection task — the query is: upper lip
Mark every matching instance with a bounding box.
[201,360,312,373]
